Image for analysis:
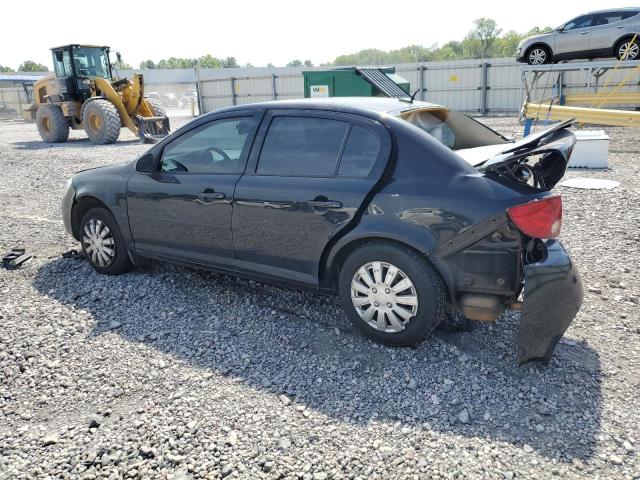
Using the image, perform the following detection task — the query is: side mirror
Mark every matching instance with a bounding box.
[136,153,156,172]
[556,25,565,32]
[116,51,122,63]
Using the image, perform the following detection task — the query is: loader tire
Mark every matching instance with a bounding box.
[82,99,121,145]
[145,97,167,117]
[36,104,69,143]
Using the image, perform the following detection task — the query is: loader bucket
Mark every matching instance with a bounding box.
[135,115,170,144]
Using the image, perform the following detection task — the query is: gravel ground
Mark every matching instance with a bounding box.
[0,116,638,479]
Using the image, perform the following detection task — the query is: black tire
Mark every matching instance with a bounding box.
[338,242,447,347]
[526,45,551,65]
[82,99,121,144]
[145,97,167,117]
[80,207,132,275]
[35,104,69,143]
[616,37,640,60]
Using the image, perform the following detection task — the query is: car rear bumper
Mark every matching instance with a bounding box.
[518,239,583,365]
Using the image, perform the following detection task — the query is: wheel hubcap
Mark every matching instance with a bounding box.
[529,49,547,65]
[88,112,102,133]
[42,117,52,133]
[350,261,419,333]
[83,218,115,267]
[620,42,639,59]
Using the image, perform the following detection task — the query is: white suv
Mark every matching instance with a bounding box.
[516,8,640,64]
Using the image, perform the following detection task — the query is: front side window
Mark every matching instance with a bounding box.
[257,116,349,176]
[160,117,256,174]
[563,15,594,30]
[71,47,111,79]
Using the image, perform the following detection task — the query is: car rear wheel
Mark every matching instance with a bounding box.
[338,242,447,346]
[36,104,69,143]
[616,38,640,60]
[80,207,132,275]
[527,46,551,65]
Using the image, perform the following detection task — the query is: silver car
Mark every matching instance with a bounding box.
[516,8,640,64]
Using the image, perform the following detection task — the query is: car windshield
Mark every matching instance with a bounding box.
[72,46,111,79]
[399,108,508,150]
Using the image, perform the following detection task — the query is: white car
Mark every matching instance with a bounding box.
[516,8,640,64]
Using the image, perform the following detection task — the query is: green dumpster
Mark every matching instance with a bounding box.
[303,67,410,98]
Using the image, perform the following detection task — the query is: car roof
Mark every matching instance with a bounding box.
[207,97,445,119]
[585,7,640,14]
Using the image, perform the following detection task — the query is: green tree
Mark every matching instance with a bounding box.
[139,60,156,69]
[493,30,522,57]
[286,59,303,67]
[467,18,502,58]
[266,62,275,68]
[221,57,238,68]
[113,57,132,69]
[198,54,222,68]
[303,59,313,67]
[18,60,48,72]
[0,65,12,72]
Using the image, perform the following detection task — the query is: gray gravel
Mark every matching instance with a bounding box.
[0,116,639,479]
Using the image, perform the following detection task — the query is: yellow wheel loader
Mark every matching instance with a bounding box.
[26,45,170,144]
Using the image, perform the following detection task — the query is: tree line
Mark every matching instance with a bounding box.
[1,19,551,73]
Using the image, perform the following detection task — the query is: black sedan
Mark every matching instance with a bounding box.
[62,98,583,364]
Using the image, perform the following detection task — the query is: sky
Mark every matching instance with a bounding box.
[1,0,638,70]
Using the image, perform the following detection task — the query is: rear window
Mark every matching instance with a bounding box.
[338,125,380,177]
[257,116,349,176]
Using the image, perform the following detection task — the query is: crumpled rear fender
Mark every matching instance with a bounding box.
[518,239,583,365]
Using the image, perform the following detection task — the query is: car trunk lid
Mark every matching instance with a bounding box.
[456,119,576,191]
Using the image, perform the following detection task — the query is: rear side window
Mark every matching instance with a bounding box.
[338,125,380,177]
[257,116,349,176]
[594,11,639,25]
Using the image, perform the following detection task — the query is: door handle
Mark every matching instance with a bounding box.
[580,31,588,35]
[196,189,226,203]
[309,200,342,209]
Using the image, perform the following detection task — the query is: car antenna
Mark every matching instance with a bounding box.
[399,89,419,104]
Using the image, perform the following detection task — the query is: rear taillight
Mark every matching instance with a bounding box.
[507,196,562,239]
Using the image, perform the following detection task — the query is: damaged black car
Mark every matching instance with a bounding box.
[61,98,583,364]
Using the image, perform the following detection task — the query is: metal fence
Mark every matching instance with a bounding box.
[3,58,639,119]
[0,87,30,119]
[196,58,640,115]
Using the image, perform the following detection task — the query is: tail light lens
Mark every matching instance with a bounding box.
[507,196,562,238]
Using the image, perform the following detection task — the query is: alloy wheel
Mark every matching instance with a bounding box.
[350,261,419,333]
[83,218,116,267]
[619,42,639,60]
[528,48,547,65]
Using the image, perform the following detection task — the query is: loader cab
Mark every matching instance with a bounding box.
[51,45,113,102]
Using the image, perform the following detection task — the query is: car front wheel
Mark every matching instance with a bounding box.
[80,207,132,275]
[527,46,551,65]
[338,242,447,346]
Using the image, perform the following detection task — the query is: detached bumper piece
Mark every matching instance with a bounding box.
[518,239,583,365]
[136,115,170,144]
[1,248,32,270]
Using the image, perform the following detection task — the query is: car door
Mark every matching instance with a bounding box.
[555,14,595,57]
[232,110,391,286]
[590,10,640,55]
[126,113,259,267]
